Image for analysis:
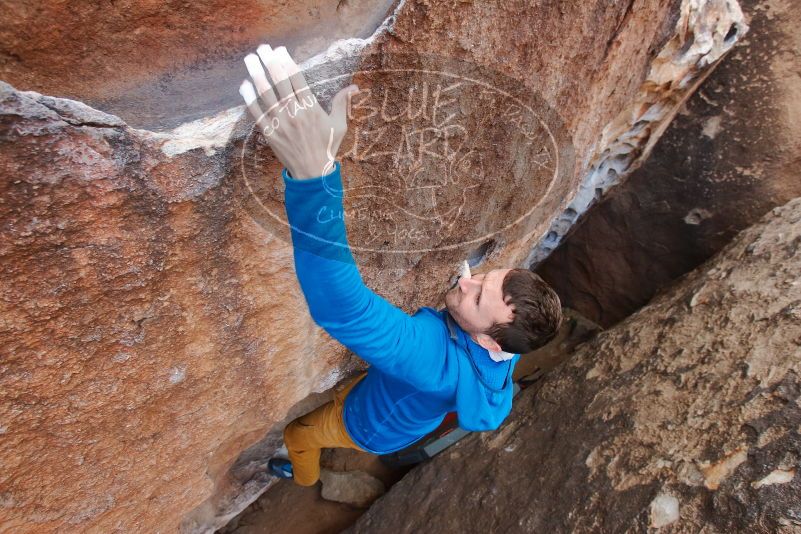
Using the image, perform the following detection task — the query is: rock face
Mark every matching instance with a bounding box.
[536,0,801,327]
[350,197,801,533]
[0,0,747,532]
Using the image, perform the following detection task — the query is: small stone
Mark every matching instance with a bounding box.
[649,493,680,528]
[701,115,723,139]
[684,208,713,225]
[319,469,385,508]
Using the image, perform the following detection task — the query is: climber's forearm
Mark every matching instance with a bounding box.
[238,44,370,324]
[283,161,376,323]
[283,162,434,379]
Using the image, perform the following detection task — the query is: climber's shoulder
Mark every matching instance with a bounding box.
[408,306,451,347]
[414,306,445,319]
[412,306,450,331]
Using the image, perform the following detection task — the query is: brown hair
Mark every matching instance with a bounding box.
[485,269,562,354]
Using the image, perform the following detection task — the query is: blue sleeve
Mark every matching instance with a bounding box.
[282,161,445,389]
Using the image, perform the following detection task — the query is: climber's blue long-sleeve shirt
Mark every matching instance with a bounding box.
[282,161,520,455]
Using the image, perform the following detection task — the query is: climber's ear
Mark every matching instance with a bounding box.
[474,332,502,353]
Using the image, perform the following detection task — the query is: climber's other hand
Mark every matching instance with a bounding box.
[238,44,359,179]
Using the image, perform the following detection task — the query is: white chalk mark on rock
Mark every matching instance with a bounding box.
[169,366,186,384]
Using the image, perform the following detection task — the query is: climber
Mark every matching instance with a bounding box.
[238,44,563,486]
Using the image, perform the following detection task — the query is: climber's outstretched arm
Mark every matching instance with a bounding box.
[281,163,446,388]
[238,45,446,389]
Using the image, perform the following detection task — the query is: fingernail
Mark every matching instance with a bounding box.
[244,54,264,76]
[239,80,257,104]
[256,44,273,63]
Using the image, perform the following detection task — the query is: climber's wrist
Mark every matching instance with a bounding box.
[287,155,337,180]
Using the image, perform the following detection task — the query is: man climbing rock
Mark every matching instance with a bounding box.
[238,44,562,487]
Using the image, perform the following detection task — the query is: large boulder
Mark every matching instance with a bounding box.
[0,0,747,531]
[350,197,801,533]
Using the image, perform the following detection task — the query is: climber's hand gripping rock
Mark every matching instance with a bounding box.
[238,44,359,179]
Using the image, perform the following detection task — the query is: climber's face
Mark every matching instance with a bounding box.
[445,268,515,352]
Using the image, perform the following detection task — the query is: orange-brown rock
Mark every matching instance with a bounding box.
[0,0,746,531]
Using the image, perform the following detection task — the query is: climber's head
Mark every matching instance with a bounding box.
[445,268,562,354]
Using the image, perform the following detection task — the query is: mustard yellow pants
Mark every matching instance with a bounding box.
[283,372,368,486]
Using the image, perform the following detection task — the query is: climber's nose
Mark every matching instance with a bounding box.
[458,275,479,293]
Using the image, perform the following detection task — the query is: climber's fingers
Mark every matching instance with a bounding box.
[329,84,360,134]
[257,44,297,108]
[274,47,314,107]
[243,53,280,115]
[238,80,274,135]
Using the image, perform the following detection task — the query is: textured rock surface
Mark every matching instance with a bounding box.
[350,197,801,533]
[0,0,746,532]
[536,0,801,327]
